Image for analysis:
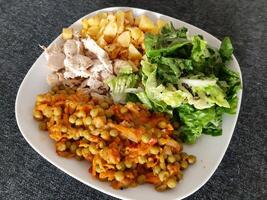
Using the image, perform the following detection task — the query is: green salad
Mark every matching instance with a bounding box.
[107,23,241,144]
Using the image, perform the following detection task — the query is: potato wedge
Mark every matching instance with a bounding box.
[104,43,121,59]
[157,19,167,30]
[81,19,89,29]
[127,27,143,42]
[107,12,116,22]
[128,43,142,60]
[139,15,155,32]
[87,16,100,26]
[62,28,73,40]
[125,10,134,25]
[87,26,100,37]
[134,16,141,26]
[117,31,131,47]
[97,12,108,20]
[97,35,107,48]
[115,10,125,34]
[103,22,118,43]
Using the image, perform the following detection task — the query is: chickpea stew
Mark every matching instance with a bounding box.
[33,86,196,191]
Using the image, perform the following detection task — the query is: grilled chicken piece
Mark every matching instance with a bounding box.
[42,44,65,71]
[82,37,113,73]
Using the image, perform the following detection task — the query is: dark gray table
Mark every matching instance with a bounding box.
[0,0,266,199]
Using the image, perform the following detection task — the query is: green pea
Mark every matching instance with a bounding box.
[110,129,118,137]
[167,155,176,163]
[153,165,161,174]
[180,160,188,170]
[89,145,98,155]
[187,155,196,164]
[120,107,128,114]
[69,115,77,124]
[150,146,160,155]
[90,108,99,117]
[141,133,151,143]
[158,121,167,129]
[83,116,92,126]
[167,178,177,188]
[114,171,124,181]
[138,156,147,164]
[116,162,126,171]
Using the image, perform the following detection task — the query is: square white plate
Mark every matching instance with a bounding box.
[15,7,242,200]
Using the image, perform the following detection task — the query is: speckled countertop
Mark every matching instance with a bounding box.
[0,0,266,199]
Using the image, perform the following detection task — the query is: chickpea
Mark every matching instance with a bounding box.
[158,121,167,129]
[125,160,132,168]
[56,142,66,152]
[159,171,169,182]
[76,148,82,156]
[153,165,161,174]
[167,155,176,163]
[90,108,99,118]
[138,156,147,164]
[53,107,62,116]
[43,107,53,118]
[93,116,105,128]
[109,129,118,137]
[76,110,86,118]
[180,160,188,170]
[115,171,124,182]
[83,116,92,126]
[82,148,90,157]
[33,110,43,120]
[150,146,160,155]
[60,126,68,133]
[187,155,196,164]
[89,145,98,155]
[69,115,77,124]
[167,177,177,188]
[100,130,110,140]
[141,133,151,143]
[75,118,83,126]
[120,107,128,114]
[116,162,125,171]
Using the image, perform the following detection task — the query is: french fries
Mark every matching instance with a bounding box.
[79,10,167,65]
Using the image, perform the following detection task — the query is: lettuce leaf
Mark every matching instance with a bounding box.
[137,61,187,112]
[219,37,234,61]
[106,74,139,103]
[155,57,193,84]
[144,24,192,58]
[178,104,222,143]
[191,35,210,62]
[178,75,230,109]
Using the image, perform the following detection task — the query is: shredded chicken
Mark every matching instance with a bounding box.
[43,35,115,95]
[63,55,93,78]
[42,44,65,71]
[80,77,109,94]
[82,37,113,73]
[47,73,61,86]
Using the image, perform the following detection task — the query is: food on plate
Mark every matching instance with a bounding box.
[33,9,241,191]
[80,10,166,63]
[33,86,195,190]
[110,23,241,143]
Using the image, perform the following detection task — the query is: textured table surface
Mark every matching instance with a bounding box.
[0,0,266,199]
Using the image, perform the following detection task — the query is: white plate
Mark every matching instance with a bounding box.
[15,7,242,200]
